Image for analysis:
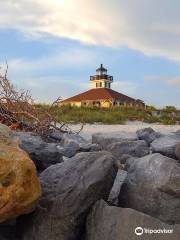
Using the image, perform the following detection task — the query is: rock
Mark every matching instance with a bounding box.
[119,153,180,224]
[0,221,16,240]
[151,134,180,158]
[80,143,102,152]
[20,151,116,240]
[57,143,101,157]
[114,159,126,170]
[108,140,149,163]
[174,130,180,135]
[57,141,80,158]
[15,132,63,171]
[124,156,138,171]
[108,170,127,206]
[92,131,138,149]
[86,200,180,240]
[175,143,180,160]
[48,130,63,142]
[0,125,41,223]
[62,156,71,161]
[0,123,14,145]
[59,133,101,156]
[136,127,161,144]
[16,131,100,169]
[116,154,133,164]
[61,133,89,147]
[59,133,95,157]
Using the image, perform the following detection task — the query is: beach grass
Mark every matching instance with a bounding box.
[35,104,180,125]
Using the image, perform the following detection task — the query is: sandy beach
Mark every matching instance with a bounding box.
[69,121,180,141]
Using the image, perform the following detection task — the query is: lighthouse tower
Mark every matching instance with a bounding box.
[90,64,113,89]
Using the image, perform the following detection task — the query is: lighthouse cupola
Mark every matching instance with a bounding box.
[96,64,107,75]
[90,64,113,89]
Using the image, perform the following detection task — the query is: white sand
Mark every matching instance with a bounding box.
[69,121,180,141]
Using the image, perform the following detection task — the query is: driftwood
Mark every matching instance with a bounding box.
[0,64,83,137]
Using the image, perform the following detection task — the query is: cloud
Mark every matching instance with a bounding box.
[0,47,99,102]
[11,76,83,103]
[3,47,97,80]
[144,75,180,87]
[1,0,180,60]
[144,75,168,82]
[112,81,138,97]
[168,77,180,86]
[2,53,139,102]
[8,48,95,69]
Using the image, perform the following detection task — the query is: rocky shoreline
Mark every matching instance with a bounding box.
[0,123,180,239]
[68,123,180,142]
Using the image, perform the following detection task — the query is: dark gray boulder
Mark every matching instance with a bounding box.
[124,156,138,171]
[62,156,71,161]
[175,143,180,161]
[115,154,132,164]
[174,130,180,135]
[57,141,80,157]
[119,153,180,224]
[86,200,180,240]
[151,134,180,158]
[20,151,116,240]
[0,221,17,240]
[108,170,127,206]
[80,143,101,152]
[61,133,89,147]
[136,127,161,144]
[15,132,63,171]
[49,130,63,142]
[108,140,149,163]
[113,158,126,170]
[15,132,101,169]
[92,132,138,149]
[60,133,100,155]
[0,235,6,240]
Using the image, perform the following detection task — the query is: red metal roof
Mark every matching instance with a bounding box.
[61,88,138,103]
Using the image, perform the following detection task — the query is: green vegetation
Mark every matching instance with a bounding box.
[35,104,180,125]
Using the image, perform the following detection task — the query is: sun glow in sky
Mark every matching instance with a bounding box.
[0,0,180,107]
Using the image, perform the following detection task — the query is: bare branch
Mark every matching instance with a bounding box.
[0,63,83,138]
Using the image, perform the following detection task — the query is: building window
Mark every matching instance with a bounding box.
[100,82,102,87]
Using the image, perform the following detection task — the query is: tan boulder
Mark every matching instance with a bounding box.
[176,143,180,160]
[0,124,41,223]
[0,123,14,145]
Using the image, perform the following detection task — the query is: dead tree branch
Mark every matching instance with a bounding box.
[0,64,83,137]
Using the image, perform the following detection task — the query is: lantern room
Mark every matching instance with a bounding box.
[90,64,113,89]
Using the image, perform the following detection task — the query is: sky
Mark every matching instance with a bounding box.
[0,0,180,108]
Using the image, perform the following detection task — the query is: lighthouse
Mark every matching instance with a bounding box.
[60,64,145,108]
[90,64,113,89]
